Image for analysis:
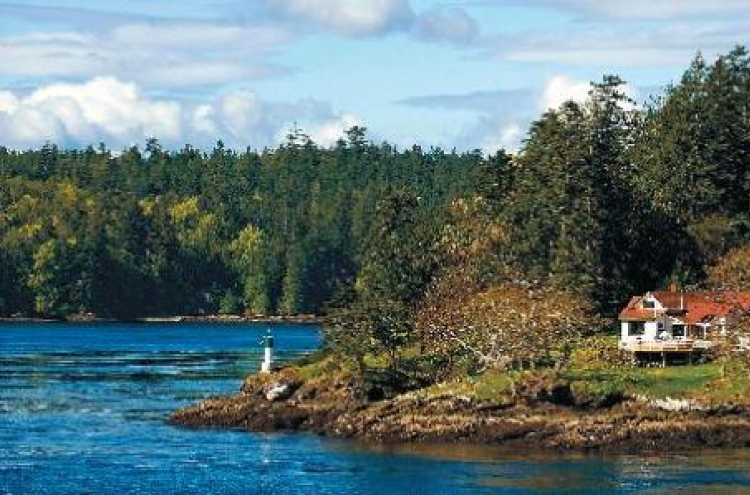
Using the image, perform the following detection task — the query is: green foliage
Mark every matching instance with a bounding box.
[569,335,633,370]
[568,379,625,408]
[228,225,272,315]
[0,131,485,318]
[218,291,242,315]
[470,368,517,402]
[629,47,750,279]
[566,364,721,399]
[504,78,637,308]
[348,189,440,369]
[2,45,750,342]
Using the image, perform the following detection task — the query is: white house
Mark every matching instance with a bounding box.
[618,288,750,356]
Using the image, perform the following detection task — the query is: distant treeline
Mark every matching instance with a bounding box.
[2,46,750,320]
[0,127,488,318]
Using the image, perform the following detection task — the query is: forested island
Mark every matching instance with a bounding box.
[5,47,750,450]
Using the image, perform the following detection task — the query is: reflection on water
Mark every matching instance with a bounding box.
[2,322,750,494]
[345,441,750,494]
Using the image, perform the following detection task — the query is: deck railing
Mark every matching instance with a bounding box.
[618,339,712,353]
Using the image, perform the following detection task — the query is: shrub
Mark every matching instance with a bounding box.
[570,335,633,370]
[569,379,626,409]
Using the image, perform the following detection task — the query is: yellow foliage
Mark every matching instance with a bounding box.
[57,182,79,205]
[169,196,200,224]
[417,277,599,372]
[138,198,154,216]
[707,243,750,291]
[229,225,265,269]
[18,223,43,240]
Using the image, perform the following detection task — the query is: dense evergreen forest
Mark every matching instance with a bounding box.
[2,47,750,324]
[0,126,487,318]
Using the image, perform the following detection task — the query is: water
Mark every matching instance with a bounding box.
[2,323,750,494]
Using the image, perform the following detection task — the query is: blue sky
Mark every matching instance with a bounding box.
[0,0,748,152]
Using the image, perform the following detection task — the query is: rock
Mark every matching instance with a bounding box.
[170,369,750,453]
[649,397,708,412]
[266,384,292,401]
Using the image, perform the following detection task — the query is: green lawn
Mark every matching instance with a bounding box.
[465,361,748,405]
[566,363,722,399]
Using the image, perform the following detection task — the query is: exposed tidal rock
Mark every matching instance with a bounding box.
[169,370,750,453]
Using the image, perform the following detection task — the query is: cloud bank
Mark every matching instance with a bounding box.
[502,0,750,21]
[0,22,292,89]
[0,77,358,150]
[264,0,479,44]
[401,74,641,153]
[265,0,415,37]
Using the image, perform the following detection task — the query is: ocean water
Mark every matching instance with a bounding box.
[1,323,750,494]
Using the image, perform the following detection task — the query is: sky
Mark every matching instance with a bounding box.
[0,0,748,153]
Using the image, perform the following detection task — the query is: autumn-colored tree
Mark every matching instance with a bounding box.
[731,312,750,374]
[708,310,750,378]
[706,244,750,291]
[417,279,599,378]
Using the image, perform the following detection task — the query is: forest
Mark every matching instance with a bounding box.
[2,46,750,341]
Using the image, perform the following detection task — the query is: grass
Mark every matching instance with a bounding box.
[295,349,356,381]
[566,363,722,399]
[294,341,750,406]
[470,368,517,402]
[463,362,742,404]
[629,364,722,398]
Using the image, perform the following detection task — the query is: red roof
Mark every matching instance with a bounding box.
[619,296,660,321]
[619,290,750,325]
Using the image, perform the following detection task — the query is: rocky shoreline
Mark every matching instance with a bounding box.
[0,314,322,325]
[169,368,750,453]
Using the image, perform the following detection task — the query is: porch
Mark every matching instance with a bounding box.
[618,338,713,353]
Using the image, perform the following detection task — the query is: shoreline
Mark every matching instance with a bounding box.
[0,314,324,325]
[169,368,750,454]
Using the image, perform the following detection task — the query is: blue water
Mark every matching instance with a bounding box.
[2,323,750,494]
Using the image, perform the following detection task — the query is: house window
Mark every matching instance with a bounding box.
[673,325,685,338]
[630,322,646,336]
[643,299,655,309]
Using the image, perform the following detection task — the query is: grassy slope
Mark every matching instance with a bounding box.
[295,337,750,407]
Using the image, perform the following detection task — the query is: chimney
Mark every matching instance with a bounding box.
[669,282,678,292]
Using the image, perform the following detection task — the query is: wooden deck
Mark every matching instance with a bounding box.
[618,339,712,353]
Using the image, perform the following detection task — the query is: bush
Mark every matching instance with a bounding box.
[569,379,625,409]
[569,335,633,370]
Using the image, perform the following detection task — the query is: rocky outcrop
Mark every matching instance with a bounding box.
[169,368,364,433]
[169,369,750,453]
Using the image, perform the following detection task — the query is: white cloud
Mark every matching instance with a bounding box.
[0,77,181,147]
[483,11,750,68]
[513,0,750,21]
[265,0,414,37]
[540,75,591,110]
[307,113,361,146]
[195,90,358,148]
[0,22,291,88]
[0,92,20,114]
[541,74,640,110]
[0,33,103,77]
[479,121,523,154]
[406,73,644,153]
[191,104,218,136]
[413,7,479,44]
[0,77,359,150]
[265,0,482,45]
